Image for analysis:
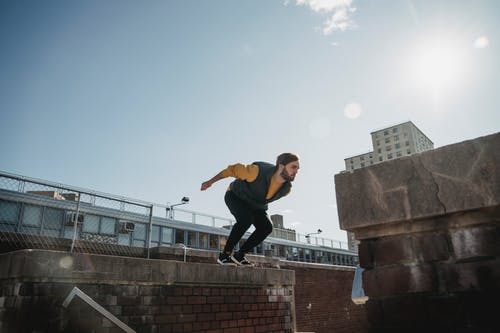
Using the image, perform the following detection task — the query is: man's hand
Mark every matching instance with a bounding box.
[201,171,225,191]
[200,181,212,191]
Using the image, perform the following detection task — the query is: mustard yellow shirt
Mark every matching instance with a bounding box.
[221,163,289,199]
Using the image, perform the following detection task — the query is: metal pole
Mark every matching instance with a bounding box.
[70,192,82,253]
[147,204,153,259]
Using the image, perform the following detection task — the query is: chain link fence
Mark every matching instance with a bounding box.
[0,171,350,261]
[0,172,152,258]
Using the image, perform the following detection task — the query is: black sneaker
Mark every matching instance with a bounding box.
[217,252,236,266]
[231,252,253,266]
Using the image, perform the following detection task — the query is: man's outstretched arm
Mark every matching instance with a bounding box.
[200,171,225,191]
[201,163,258,191]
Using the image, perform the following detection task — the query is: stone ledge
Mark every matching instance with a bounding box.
[0,249,294,287]
[335,132,500,231]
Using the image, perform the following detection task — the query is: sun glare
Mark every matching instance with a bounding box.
[413,43,463,90]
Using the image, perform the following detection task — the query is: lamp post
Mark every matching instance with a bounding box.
[166,196,190,219]
[305,229,322,244]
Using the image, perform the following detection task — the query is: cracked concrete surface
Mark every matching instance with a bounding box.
[335,132,500,231]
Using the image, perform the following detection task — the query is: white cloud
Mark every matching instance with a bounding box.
[296,0,356,35]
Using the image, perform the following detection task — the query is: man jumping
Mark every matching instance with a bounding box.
[201,153,299,266]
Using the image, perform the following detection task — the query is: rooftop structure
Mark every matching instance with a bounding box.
[344,121,434,172]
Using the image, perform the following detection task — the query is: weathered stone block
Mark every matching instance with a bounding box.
[364,264,437,297]
[439,259,500,292]
[450,226,500,260]
[371,236,414,266]
[413,232,450,262]
[358,240,374,268]
[335,132,500,231]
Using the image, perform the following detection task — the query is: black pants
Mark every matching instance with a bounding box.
[223,191,273,254]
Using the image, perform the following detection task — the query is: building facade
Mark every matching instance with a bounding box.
[345,121,434,172]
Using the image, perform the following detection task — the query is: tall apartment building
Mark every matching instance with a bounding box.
[344,121,434,172]
[343,121,434,251]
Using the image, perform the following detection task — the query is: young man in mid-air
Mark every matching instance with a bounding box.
[201,153,299,266]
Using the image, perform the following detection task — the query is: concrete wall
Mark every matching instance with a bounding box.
[335,132,500,332]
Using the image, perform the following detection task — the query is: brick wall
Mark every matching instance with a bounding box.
[154,247,369,333]
[0,249,368,333]
[0,281,293,333]
[335,132,500,332]
[0,250,295,333]
[281,263,368,333]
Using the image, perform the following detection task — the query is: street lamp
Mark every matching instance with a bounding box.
[305,229,322,244]
[166,196,190,219]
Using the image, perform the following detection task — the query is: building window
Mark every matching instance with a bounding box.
[384,130,389,136]
[360,163,365,167]
[407,149,411,154]
[393,127,398,133]
[385,146,392,151]
[100,217,115,235]
[379,156,383,161]
[175,229,185,244]
[199,233,209,248]
[0,200,19,224]
[385,138,390,144]
[396,151,402,157]
[360,156,365,161]
[395,143,401,149]
[350,159,353,164]
[377,148,381,153]
[162,227,173,244]
[388,153,393,159]
[405,140,410,146]
[187,231,197,247]
[376,140,380,146]
[82,214,99,233]
[404,132,408,138]
[394,135,399,141]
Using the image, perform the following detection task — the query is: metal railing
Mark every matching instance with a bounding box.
[0,170,349,257]
[63,287,135,333]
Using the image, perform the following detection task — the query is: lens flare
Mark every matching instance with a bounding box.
[473,36,489,49]
[59,256,74,269]
[343,103,362,119]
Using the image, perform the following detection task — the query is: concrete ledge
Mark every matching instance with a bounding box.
[335,132,500,231]
[0,249,294,287]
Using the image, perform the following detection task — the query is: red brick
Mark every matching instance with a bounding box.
[224,296,240,303]
[197,312,215,321]
[155,314,177,324]
[166,296,186,305]
[207,296,224,304]
[215,312,232,321]
[177,314,196,323]
[188,296,206,304]
[182,288,193,296]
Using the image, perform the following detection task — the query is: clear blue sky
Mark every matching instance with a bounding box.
[1,0,499,242]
